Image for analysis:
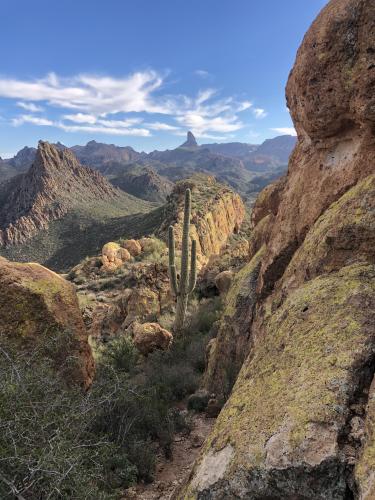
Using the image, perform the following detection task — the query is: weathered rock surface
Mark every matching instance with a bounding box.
[0,257,94,389]
[182,1,375,498]
[132,322,173,356]
[158,175,245,266]
[252,0,375,299]
[213,271,233,295]
[203,246,264,400]
[120,238,142,257]
[102,242,132,270]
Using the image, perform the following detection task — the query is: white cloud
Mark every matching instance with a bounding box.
[63,113,97,124]
[1,70,267,139]
[146,122,181,131]
[59,123,151,137]
[17,101,44,112]
[271,127,297,136]
[195,70,211,79]
[0,71,165,115]
[12,114,54,126]
[253,108,267,119]
[11,113,151,136]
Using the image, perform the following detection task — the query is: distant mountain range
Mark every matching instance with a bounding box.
[1,132,296,204]
[0,142,154,270]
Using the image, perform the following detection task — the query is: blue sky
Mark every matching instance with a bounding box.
[0,0,327,157]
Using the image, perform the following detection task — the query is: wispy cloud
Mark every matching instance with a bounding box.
[271,127,297,136]
[146,122,181,131]
[1,70,265,139]
[195,69,211,79]
[253,108,267,119]
[12,113,151,136]
[17,101,44,112]
[12,114,54,126]
[59,123,151,136]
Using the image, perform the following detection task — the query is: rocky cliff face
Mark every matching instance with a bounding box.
[158,175,245,266]
[182,1,375,498]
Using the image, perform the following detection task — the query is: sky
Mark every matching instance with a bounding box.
[0,0,328,157]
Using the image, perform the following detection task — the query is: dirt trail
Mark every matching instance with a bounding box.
[124,413,215,499]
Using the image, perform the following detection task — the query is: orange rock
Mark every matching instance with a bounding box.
[102,242,131,270]
[132,322,173,356]
[120,239,142,257]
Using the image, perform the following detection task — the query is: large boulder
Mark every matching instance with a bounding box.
[120,239,142,257]
[251,0,375,298]
[102,242,131,270]
[0,257,94,389]
[132,322,173,356]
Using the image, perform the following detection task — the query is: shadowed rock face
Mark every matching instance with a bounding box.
[181,1,375,498]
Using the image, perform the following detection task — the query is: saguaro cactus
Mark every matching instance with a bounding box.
[168,188,197,333]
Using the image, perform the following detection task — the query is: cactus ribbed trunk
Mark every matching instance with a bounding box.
[168,188,197,335]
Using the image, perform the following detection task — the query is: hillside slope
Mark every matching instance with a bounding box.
[0,142,155,271]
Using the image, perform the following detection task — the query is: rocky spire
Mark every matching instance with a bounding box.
[180,131,198,148]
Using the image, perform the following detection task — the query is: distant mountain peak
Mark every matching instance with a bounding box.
[180,131,198,148]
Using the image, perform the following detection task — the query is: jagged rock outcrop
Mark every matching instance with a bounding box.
[0,257,94,389]
[180,131,198,149]
[182,1,375,498]
[0,141,124,247]
[158,175,245,266]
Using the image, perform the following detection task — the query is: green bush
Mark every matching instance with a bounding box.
[137,237,167,264]
[0,339,135,500]
[99,336,139,373]
[0,294,221,498]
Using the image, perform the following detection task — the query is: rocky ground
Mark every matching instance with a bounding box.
[124,411,215,500]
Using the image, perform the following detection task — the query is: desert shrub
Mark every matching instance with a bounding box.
[99,336,139,373]
[0,338,136,500]
[0,294,221,498]
[185,296,222,336]
[138,237,167,263]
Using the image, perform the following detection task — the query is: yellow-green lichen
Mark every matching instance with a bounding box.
[194,263,375,483]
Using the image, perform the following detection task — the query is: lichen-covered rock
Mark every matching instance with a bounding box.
[132,322,173,356]
[182,263,375,499]
[101,242,131,270]
[355,378,375,499]
[281,174,375,295]
[120,239,142,257]
[181,1,375,497]
[0,257,94,389]
[203,247,264,400]
[214,271,233,295]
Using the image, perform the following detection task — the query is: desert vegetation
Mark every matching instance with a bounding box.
[0,291,221,499]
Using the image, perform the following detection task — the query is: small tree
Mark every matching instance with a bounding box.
[168,188,197,334]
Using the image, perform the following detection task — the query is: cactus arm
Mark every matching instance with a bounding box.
[188,239,197,294]
[168,225,179,296]
[179,188,191,294]
[169,264,179,297]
